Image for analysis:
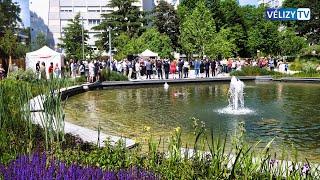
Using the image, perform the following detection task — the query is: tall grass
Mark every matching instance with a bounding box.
[0,77,74,164]
[52,120,320,179]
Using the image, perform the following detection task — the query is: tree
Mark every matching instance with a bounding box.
[119,28,173,59]
[179,0,216,58]
[0,0,21,70]
[153,0,180,50]
[207,28,236,59]
[32,32,48,51]
[283,0,320,44]
[0,0,21,35]
[0,29,18,73]
[279,28,308,56]
[113,33,131,60]
[58,13,89,60]
[94,0,146,52]
[247,21,280,56]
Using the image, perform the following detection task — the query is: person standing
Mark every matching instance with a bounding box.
[211,60,216,77]
[54,63,60,78]
[127,60,133,80]
[88,61,95,83]
[36,61,40,79]
[269,57,275,71]
[170,60,176,79]
[79,61,85,77]
[200,60,205,78]
[156,59,163,79]
[145,59,152,79]
[40,62,46,80]
[163,60,170,79]
[71,60,77,78]
[194,59,200,78]
[205,60,210,78]
[48,62,54,79]
[135,61,141,80]
[183,60,189,78]
[178,59,183,79]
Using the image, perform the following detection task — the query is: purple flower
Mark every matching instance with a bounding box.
[302,163,310,175]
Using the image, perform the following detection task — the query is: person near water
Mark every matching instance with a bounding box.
[163,60,170,79]
[170,60,176,79]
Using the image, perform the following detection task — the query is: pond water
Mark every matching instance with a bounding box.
[64,82,320,162]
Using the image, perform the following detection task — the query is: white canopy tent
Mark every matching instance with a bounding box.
[139,49,159,58]
[26,46,64,79]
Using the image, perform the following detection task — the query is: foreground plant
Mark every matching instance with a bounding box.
[0,152,159,180]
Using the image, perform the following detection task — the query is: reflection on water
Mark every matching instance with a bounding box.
[64,82,320,162]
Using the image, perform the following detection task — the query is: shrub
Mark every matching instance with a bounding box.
[300,45,320,56]
[101,69,128,81]
[6,69,38,83]
[230,67,281,76]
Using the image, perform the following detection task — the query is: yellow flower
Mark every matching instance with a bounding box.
[143,126,151,132]
[175,127,181,133]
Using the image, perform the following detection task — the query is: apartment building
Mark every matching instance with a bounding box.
[258,0,283,8]
[30,0,143,51]
[144,0,180,11]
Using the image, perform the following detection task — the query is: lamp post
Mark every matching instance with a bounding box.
[82,16,84,60]
[108,27,112,61]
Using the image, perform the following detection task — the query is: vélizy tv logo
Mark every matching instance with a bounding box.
[266,8,311,21]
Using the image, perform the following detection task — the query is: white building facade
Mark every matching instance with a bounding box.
[258,0,283,8]
[30,0,143,51]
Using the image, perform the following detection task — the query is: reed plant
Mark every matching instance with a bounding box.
[50,119,320,179]
[0,77,76,164]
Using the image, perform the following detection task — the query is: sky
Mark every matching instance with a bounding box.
[239,0,258,6]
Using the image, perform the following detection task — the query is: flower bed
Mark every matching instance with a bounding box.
[0,152,159,180]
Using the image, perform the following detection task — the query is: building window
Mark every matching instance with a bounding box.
[88,6,101,12]
[88,9,100,12]
[88,19,101,25]
[60,9,72,12]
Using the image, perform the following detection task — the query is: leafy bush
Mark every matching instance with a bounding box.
[6,69,38,83]
[300,45,320,56]
[101,69,128,81]
[230,67,281,76]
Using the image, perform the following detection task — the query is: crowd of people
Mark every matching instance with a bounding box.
[35,61,61,80]
[63,56,291,82]
[1,56,319,82]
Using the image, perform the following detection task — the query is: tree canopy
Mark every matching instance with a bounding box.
[58,13,90,60]
[93,0,146,52]
[153,0,180,50]
[179,0,216,58]
[283,0,320,44]
[32,32,48,51]
[118,28,173,59]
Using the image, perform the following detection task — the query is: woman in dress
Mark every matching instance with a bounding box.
[170,60,176,79]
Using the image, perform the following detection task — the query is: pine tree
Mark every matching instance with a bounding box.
[153,0,180,50]
[58,13,89,60]
[93,0,146,52]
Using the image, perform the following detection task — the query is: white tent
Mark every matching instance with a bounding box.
[139,49,158,58]
[26,46,64,79]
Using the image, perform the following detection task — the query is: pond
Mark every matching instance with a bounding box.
[64,81,320,162]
